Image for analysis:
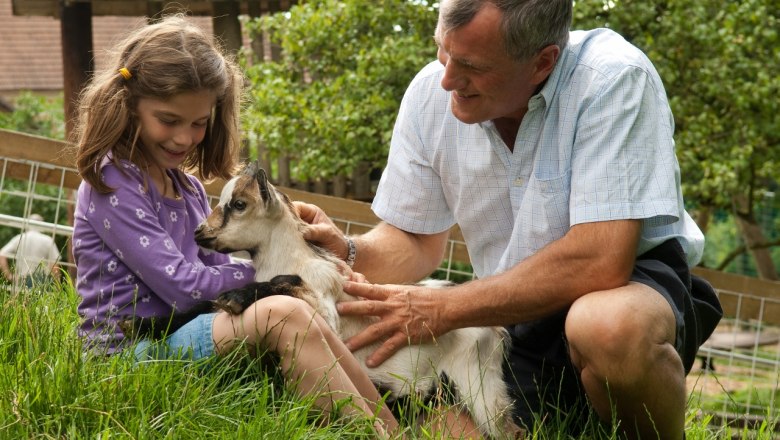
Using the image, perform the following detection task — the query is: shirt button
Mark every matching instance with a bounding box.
[513,177,524,186]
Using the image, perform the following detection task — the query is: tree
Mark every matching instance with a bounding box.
[574,0,780,278]
[242,0,438,186]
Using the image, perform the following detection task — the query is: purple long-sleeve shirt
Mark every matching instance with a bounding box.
[73,159,255,352]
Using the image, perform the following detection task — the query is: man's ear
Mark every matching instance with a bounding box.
[531,44,560,85]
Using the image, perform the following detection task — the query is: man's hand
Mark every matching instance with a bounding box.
[295,201,350,260]
[337,281,450,367]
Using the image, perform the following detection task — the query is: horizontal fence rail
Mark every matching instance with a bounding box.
[1,128,778,427]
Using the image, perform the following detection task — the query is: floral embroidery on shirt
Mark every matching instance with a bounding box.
[209,267,220,276]
[233,271,245,280]
[165,265,175,276]
[74,239,82,248]
[170,211,178,222]
[163,238,173,250]
[108,304,119,316]
[139,236,150,248]
[141,294,151,303]
[191,290,202,300]
[88,202,95,213]
[107,260,117,272]
[103,218,111,230]
[125,274,135,283]
[138,184,146,194]
[135,208,145,220]
[156,202,161,212]
[116,249,124,259]
[109,195,119,207]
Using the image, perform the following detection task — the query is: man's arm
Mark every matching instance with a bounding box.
[441,219,640,328]
[352,223,449,284]
[339,219,641,367]
[296,201,450,283]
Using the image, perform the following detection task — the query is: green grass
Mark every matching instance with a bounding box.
[0,279,777,439]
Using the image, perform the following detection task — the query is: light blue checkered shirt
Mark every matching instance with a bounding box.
[372,28,703,279]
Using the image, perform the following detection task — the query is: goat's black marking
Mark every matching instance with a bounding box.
[120,274,306,340]
[220,203,233,229]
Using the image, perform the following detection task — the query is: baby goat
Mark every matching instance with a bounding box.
[123,163,515,436]
[189,162,515,437]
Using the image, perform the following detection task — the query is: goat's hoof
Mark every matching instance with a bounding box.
[117,318,139,338]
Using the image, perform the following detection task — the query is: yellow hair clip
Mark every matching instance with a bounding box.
[118,67,132,80]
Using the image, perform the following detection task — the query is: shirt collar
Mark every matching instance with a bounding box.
[532,39,573,110]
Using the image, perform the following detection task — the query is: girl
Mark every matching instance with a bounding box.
[71,15,398,436]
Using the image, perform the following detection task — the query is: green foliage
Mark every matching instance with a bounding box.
[0,280,777,438]
[0,92,65,140]
[0,281,375,439]
[242,0,438,181]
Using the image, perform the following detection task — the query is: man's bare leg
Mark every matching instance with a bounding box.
[566,282,685,440]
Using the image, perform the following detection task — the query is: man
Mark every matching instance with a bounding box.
[299,0,722,437]
[0,214,61,291]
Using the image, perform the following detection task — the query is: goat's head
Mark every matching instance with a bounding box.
[194,162,296,255]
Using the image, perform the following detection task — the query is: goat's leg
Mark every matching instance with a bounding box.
[119,275,308,340]
[214,274,306,314]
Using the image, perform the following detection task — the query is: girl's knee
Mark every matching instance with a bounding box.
[213,295,320,350]
[251,295,314,317]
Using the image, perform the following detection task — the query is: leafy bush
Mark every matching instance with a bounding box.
[242,0,438,181]
[0,92,65,140]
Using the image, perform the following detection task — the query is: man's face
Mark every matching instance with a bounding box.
[435,3,546,124]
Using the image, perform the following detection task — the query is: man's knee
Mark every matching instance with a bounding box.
[567,292,660,367]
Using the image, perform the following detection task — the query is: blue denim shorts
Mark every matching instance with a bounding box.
[133,313,217,362]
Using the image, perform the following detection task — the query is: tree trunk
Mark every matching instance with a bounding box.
[690,205,712,235]
[733,196,778,280]
[352,161,372,201]
[332,175,347,198]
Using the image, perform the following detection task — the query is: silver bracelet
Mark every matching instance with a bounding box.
[345,236,357,268]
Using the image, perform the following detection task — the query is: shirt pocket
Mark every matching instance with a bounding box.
[522,169,572,249]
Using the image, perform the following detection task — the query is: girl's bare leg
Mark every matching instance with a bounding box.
[211,295,399,436]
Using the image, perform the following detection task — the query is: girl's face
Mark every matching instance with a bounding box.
[135,90,217,171]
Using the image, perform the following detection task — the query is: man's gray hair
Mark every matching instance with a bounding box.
[438,0,572,61]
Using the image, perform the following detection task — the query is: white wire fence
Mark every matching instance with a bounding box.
[1,130,778,431]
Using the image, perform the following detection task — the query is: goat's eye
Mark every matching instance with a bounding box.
[232,200,247,211]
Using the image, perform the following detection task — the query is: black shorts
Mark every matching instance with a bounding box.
[502,238,723,427]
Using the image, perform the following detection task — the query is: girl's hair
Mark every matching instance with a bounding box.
[74,14,244,193]
[438,0,572,62]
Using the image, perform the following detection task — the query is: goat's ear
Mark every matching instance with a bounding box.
[256,167,273,204]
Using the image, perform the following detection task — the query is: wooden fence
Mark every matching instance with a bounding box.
[1,128,779,326]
